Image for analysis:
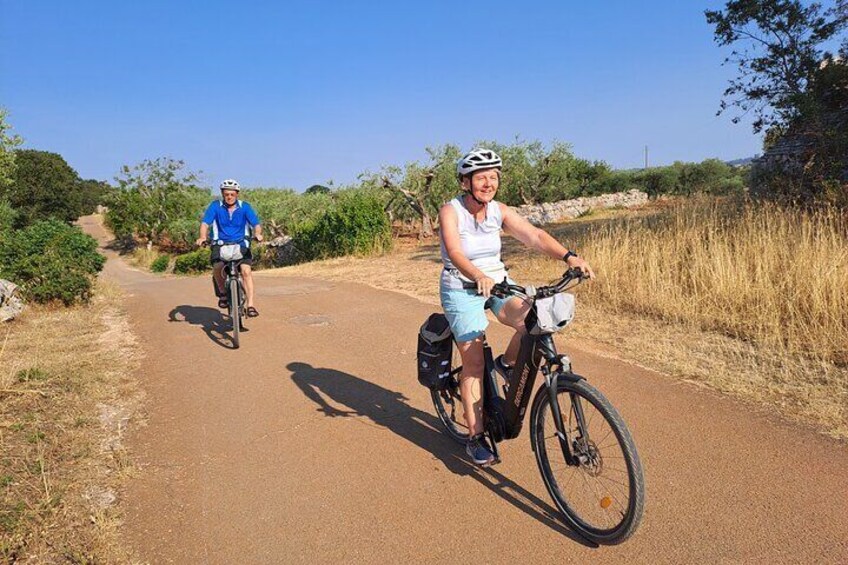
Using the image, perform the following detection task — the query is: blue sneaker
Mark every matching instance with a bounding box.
[466,433,496,466]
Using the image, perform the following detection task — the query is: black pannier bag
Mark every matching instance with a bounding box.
[417,313,453,390]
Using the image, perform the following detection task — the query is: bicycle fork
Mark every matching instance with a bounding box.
[540,352,588,468]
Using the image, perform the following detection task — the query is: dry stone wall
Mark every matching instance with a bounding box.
[514,189,648,226]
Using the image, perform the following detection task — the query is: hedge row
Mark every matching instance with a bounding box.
[0,219,105,304]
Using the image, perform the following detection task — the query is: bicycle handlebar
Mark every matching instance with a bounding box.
[199,236,262,248]
[461,267,589,299]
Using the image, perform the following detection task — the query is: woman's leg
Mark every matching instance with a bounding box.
[455,337,485,436]
[494,297,530,366]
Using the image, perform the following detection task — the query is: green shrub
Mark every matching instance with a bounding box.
[250,243,273,269]
[173,248,210,274]
[103,188,144,241]
[0,198,16,242]
[294,190,391,260]
[105,158,208,246]
[5,150,85,227]
[243,188,334,237]
[0,219,105,304]
[634,167,681,196]
[150,254,170,273]
[16,368,49,383]
[160,217,198,252]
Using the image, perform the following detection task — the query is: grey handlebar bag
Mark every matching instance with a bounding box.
[528,293,575,335]
[219,244,243,262]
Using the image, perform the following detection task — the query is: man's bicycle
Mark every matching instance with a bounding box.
[209,241,248,349]
[430,268,645,544]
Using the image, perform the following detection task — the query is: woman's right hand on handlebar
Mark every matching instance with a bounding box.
[195,238,208,247]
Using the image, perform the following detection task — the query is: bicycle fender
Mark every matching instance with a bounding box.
[558,371,584,383]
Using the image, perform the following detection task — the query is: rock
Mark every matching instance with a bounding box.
[265,235,300,266]
[0,279,23,322]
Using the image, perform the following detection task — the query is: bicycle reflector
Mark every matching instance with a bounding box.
[600,496,613,509]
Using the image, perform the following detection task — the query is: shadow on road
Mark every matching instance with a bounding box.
[168,305,244,350]
[288,361,596,546]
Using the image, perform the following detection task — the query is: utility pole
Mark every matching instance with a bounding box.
[644,145,649,169]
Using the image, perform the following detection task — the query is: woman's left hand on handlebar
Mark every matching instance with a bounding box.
[567,256,595,279]
[475,275,496,298]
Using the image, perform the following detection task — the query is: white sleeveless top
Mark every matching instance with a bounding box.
[439,196,507,290]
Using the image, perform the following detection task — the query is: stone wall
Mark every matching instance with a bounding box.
[514,189,649,226]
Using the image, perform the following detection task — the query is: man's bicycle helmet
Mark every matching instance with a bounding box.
[219,179,241,192]
[456,148,502,178]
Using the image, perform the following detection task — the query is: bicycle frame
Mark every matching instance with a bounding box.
[435,270,645,543]
[480,329,584,463]
[223,259,245,312]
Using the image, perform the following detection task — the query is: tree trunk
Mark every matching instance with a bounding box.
[382,178,434,239]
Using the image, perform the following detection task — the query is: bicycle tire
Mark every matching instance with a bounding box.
[430,348,469,444]
[229,276,240,349]
[530,377,644,544]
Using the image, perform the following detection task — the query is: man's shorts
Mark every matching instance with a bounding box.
[210,244,253,266]
[439,284,515,343]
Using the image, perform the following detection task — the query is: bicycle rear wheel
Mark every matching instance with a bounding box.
[229,277,241,349]
[530,377,644,544]
[430,348,469,444]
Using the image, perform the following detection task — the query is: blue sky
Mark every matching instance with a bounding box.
[2,1,768,190]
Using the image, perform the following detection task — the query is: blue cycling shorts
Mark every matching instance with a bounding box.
[439,284,515,343]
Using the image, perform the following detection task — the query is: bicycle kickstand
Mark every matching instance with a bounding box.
[487,432,502,465]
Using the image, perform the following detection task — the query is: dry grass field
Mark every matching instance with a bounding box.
[276,199,848,439]
[0,282,142,562]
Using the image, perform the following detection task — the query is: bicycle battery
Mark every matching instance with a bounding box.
[502,333,543,439]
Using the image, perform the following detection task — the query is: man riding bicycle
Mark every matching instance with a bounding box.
[195,179,264,317]
[439,148,594,466]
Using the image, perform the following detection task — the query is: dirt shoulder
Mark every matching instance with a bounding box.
[0,277,143,562]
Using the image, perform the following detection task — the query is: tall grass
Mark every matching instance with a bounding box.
[579,199,848,366]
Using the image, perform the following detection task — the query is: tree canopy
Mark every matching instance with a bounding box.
[4,150,85,227]
[706,0,847,133]
[0,108,23,190]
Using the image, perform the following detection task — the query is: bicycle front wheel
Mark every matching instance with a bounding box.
[229,277,241,349]
[530,377,644,544]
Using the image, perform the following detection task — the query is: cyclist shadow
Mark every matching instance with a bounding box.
[167,305,245,350]
[288,361,597,546]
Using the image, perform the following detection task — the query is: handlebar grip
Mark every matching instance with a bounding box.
[460,281,510,298]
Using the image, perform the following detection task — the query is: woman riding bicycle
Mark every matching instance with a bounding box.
[439,148,594,466]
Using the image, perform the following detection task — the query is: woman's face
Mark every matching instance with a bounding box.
[464,168,500,203]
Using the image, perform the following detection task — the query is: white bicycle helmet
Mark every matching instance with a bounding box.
[456,148,502,178]
[219,179,241,192]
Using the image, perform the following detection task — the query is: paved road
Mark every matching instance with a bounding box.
[80,216,848,564]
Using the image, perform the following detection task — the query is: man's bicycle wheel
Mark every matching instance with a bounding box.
[229,277,241,349]
[530,377,644,544]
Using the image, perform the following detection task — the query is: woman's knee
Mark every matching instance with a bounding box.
[498,309,527,332]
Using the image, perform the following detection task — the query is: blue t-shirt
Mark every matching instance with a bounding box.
[201,199,261,245]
